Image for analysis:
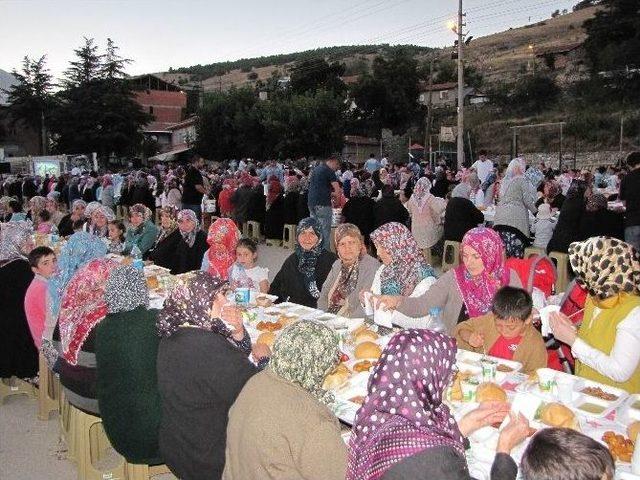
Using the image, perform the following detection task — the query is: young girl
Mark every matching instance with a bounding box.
[228,238,269,293]
[36,210,54,234]
[106,220,126,254]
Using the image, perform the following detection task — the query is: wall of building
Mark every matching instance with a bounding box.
[134,90,187,130]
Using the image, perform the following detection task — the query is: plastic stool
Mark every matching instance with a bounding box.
[125,463,171,480]
[265,239,282,247]
[282,224,296,249]
[242,223,249,237]
[441,241,461,272]
[524,246,545,258]
[247,221,262,241]
[0,376,36,404]
[548,251,569,293]
[38,352,59,420]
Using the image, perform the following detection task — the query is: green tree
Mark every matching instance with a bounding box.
[63,37,102,87]
[5,55,55,154]
[289,58,346,96]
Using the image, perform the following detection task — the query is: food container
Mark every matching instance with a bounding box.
[481,358,498,382]
[537,368,555,392]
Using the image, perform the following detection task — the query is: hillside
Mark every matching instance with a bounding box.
[157,6,599,92]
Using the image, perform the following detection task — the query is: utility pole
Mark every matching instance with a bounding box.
[424,57,435,163]
[456,0,465,168]
[41,110,47,156]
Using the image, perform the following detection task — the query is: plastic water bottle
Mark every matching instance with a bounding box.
[49,225,59,245]
[427,307,446,333]
[131,245,144,270]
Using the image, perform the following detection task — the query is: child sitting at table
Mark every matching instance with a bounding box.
[455,286,547,374]
[106,220,126,254]
[531,203,556,250]
[24,246,57,349]
[228,238,269,293]
[36,210,54,234]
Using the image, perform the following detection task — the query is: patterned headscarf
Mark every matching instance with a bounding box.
[370,222,435,296]
[84,201,101,218]
[454,227,510,318]
[284,175,300,193]
[349,178,364,198]
[177,209,199,248]
[295,217,324,299]
[58,258,117,365]
[0,221,33,268]
[130,203,152,221]
[410,177,434,213]
[328,224,364,314]
[269,320,340,405]
[206,218,241,279]
[586,193,607,212]
[156,271,231,338]
[29,195,47,213]
[545,180,561,199]
[347,329,464,480]
[157,207,178,245]
[105,265,149,314]
[568,237,640,300]
[266,177,282,208]
[48,231,108,318]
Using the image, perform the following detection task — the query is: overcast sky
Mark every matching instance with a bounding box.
[1,0,576,79]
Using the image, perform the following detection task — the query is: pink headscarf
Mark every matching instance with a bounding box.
[347,329,464,480]
[454,227,509,317]
[206,218,241,280]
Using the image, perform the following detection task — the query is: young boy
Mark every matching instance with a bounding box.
[455,286,547,374]
[24,246,57,349]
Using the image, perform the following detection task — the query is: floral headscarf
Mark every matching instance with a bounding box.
[347,329,464,480]
[295,217,324,299]
[284,175,300,193]
[156,271,231,338]
[370,222,435,296]
[328,224,364,313]
[266,176,282,208]
[157,207,178,245]
[105,264,149,314]
[130,203,152,221]
[349,178,364,197]
[269,320,340,405]
[84,201,101,218]
[58,258,117,365]
[48,231,108,318]
[568,237,640,300]
[0,221,33,268]
[177,209,199,248]
[410,177,434,212]
[29,195,47,213]
[454,227,509,318]
[585,193,607,212]
[206,218,241,280]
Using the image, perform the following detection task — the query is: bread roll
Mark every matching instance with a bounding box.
[627,420,640,442]
[323,363,350,390]
[355,329,379,344]
[475,382,508,403]
[540,403,578,429]
[355,341,382,360]
[256,331,276,348]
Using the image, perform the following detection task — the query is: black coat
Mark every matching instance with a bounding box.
[342,196,376,240]
[374,196,409,229]
[444,197,484,242]
[269,250,337,308]
[547,197,585,254]
[264,194,285,240]
[149,230,208,275]
[579,209,624,241]
[282,192,301,226]
[0,259,38,378]
[246,187,266,224]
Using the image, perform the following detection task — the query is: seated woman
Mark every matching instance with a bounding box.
[550,237,640,393]
[369,222,438,329]
[535,179,565,211]
[269,218,337,308]
[228,238,269,292]
[346,329,527,480]
[156,272,258,480]
[405,177,447,255]
[45,194,65,229]
[0,222,38,381]
[169,209,208,275]
[224,321,347,480]
[147,207,180,268]
[94,265,162,465]
[318,224,380,317]
[27,195,47,228]
[264,178,285,241]
[373,185,409,229]
[124,203,159,256]
[546,179,588,254]
[342,178,376,246]
[443,195,485,242]
[54,258,118,414]
[201,218,241,280]
[376,227,521,334]
[86,205,115,238]
[58,199,86,237]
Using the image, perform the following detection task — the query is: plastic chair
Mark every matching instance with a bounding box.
[247,221,261,241]
[0,376,36,404]
[125,463,172,480]
[38,352,60,420]
[282,224,296,249]
[548,251,570,293]
[241,223,249,237]
[524,246,545,258]
[441,240,461,272]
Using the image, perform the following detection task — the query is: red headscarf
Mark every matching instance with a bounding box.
[206,218,241,279]
[266,176,282,207]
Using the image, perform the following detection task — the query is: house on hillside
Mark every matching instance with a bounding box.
[131,74,188,132]
[534,42,583,71]
[342,135,380,164]
[148,116,198,163]
[418,82,479,108]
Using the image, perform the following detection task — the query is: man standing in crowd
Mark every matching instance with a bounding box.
[364,153,380,174]
[470,149,494,184]
[620,151,640,251]
[307,157,340,251]
[182,155,206,220]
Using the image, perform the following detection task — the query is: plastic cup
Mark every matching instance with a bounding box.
[481,359,498,382]
[555,375,574,403]
[537,368,555,392]
[234,288,250,306]
[461,379,478,402]
[363,291,374,316]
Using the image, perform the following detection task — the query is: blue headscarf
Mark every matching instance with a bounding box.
[295,217,323,299]
[48,231,107,317]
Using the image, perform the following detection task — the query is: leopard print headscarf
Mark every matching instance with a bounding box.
[568,236,640,300]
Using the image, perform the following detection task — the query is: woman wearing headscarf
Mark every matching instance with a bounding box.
[546,179,589,254]
[376,227,521,334]
[405,177,447,252]
[171,209,208,275]
[201,218,241,280]
[218,179,235,218]
[58,199,86,237]
[578,193,624,241]
[342,178,376,246]
[282,176,302,226]
[67,177,81,207]
[246,177,266,229]
[156,272,258,480]
[430,167,450,198]
[148,207,180,267]
[27,195,47,228]
[45,193,65,228]
[94,265,163,465]
[0,222,38,380]
[373,185,409,230]
[535,179,565,210]
[368,223,438,329]
[124,203,159,256]
[231,175,254,226]
[86,205,115,238]
[264,177,285,241]
[318,224,380,317]
[550,237,640,393]
[269,217,337,308]
[53,257,118,414]
[347,329,525,480]
[224,321,347,480]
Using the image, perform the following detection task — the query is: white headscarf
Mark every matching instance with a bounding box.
[499,157,526,198]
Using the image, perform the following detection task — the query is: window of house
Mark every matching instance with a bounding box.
[149,106,154,114]
[439,90,449,100]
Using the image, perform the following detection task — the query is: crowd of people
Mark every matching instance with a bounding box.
[1,149,639,480]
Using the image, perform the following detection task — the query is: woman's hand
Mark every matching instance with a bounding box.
[221,305,246,341]
[372,294,402,311]
[549,311,578,346]
[251,343,271,361]
[458,401,510,437]
[497,413,531,454]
